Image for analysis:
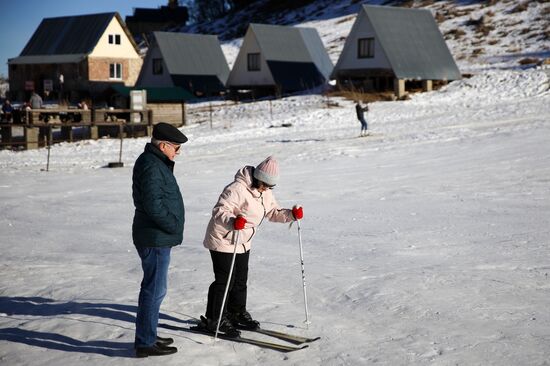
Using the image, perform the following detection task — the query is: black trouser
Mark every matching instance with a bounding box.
[205,249,250,320]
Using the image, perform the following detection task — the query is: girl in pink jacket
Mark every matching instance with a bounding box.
[197,156,303,337]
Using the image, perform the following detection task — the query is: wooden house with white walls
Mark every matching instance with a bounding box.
[8,12,142,102]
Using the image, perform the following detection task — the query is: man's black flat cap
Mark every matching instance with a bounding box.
[152,122,188,144]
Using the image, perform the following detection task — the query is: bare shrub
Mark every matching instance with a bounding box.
[420,0,435,5]
[336,15,354,25]
[518,58,541,65]
[472,48,484,56]
[327,90,395,103]
[435,11,446,23]
[510,2,529,13]
[445,28,466,39]
[466,14,496,36]
[520,28,531,35]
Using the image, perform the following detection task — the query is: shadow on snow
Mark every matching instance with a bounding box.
[0,296,193,357]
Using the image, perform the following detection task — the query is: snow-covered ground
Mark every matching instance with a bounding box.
[2,0,550,363]
[1,65,549,365]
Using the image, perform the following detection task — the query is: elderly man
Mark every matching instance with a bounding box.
[132,122,188,358]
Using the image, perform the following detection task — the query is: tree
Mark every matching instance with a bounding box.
[230,0,255,10]
[193,0,230,22]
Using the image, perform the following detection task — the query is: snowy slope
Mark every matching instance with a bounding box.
[1,1,550,365]
[1,65,549,365]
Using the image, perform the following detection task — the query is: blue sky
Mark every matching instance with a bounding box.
[0,1,177,77]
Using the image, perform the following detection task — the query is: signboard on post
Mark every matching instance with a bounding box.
[130,90,147,123]
[44,79,53,92]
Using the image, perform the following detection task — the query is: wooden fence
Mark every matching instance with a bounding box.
[0,108,153,150]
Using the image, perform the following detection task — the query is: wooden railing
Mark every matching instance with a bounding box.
[0,108,153,150]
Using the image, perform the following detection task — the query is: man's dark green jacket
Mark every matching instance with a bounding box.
[132,143,184,247]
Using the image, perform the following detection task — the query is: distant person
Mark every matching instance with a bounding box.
[58,73,64,100]
[1,99,13,142]
[29,92,43,109]
[2,99,13,122]
[355,101,369,137]
[132,122,188,358]
[78,100,89,110]
[196,156,303,337]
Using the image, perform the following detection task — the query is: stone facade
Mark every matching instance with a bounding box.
[87,57,142,85]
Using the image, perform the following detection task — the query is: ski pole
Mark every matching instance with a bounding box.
[297,219,311,327]
[214,229,240,341]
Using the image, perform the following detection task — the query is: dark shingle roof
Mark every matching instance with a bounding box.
[153,32,229,83]
[250,23,333,79]
[363,5,461,80]
[9,12,139,66]
[8,54,87,65]
[20,13,116,56]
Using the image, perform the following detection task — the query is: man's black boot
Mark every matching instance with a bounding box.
[156,336,174,346]
[135,344,177,358]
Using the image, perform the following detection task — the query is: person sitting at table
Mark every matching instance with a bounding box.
[2,99,13,122]
[78,100,89,110]
[30,92,43,109]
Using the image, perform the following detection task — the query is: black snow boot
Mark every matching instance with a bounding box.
[229,311,260,330]
[199,315,241,338]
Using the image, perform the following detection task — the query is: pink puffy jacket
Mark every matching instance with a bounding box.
[203,166,294,253]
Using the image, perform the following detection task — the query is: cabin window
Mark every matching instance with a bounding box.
[109,34,121,45]
[247,53,260,71]
[110,63,122,79]
[358,38,374,58]
[153,58,163,75]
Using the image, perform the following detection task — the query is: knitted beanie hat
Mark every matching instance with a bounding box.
[253,156,279,186]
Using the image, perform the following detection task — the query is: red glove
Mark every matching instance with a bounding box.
[292,206,303,220]
[233,216,247,230]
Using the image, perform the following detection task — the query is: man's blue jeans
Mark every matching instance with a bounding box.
[134,246,171,348]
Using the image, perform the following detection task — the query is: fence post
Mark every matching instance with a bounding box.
[209,102,213,129]
[45,125,52,171]
[182,102,186,126]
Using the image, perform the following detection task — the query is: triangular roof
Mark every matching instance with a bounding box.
[333,5,460,81]
[9,13,138,63]
[249,23,333,80]
[364,5,460,80]
[153,32,229,82]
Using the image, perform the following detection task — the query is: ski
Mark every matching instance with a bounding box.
[241,327,320,345]
[188,326,308,353]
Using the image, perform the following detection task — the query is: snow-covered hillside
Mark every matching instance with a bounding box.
[186,0,550,72]
[1,1,550,365]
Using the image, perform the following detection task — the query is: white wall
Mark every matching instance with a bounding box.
[334,10,391,72]
[226,28,275,87]
[89,17,141,59]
